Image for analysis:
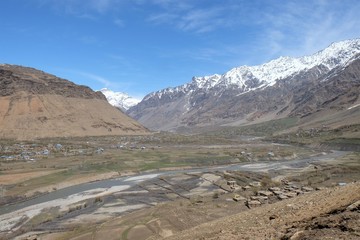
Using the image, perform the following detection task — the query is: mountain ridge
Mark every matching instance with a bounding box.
[142,38,360,101]
[128,38,360,131]
[0,64,105,99]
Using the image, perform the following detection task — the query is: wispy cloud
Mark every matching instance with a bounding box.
[36,0,122,17]
[37,0,360,75]
[64,67,144,96]
[177,8,225,33]
[76,71,112,87]
[147,0,360,65]
[51,68,114,88]
[89,0,114,13]
[255,0,360,60]
[147,2,239,33]
[147,13,177,24]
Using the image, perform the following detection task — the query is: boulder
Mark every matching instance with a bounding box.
[246,200,261,207]
[293,189,304,195]
[258,190,273,197]
[250,196,268,202]
[233,194,246,202]
[273,190,285,196]
[249,181,261,187]
[301,186,314,192]
[284,192,298,198]
[27,235,38,240]
[269,187,281,192]
[277,195,289,200]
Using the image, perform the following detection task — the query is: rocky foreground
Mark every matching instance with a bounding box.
[161,182,360,240]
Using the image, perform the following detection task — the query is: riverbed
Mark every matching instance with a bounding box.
[0,150,346,237]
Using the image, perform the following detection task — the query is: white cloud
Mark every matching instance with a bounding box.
[71,68,144,96]
[256,0,360,60]
[147,13,177,24]
[178,8,225,33]
[89,0,114,13]
[153,0,360,68]
[38,0,360,72]
[147,2,239,33]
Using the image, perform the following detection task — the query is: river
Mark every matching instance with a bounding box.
[0,150,345,217]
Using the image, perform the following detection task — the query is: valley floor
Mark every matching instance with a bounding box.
[0,134,359,240]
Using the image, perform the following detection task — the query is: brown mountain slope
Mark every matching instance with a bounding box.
[0,64,148,140]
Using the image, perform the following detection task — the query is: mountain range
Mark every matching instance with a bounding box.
[0,64,148,140]
[126,38,360,132]
[1,38,359,138]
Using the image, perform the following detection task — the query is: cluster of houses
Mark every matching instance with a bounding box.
[295,125,330,138]
[0,143,96,162]
[0,139,151,163]
[0,143,56,162]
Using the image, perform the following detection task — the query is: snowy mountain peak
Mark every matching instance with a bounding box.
[192,74,222,89]
[145,38,360,99]
[99,88,141,111]
[128,38,360,131]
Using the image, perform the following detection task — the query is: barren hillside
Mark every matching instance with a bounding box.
[0,64,148,139]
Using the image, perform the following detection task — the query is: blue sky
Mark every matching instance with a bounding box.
[1,0,360,98]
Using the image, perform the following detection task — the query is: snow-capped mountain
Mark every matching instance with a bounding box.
[143,39,360,101]
[128,38,360,131]
[100,88,141,111]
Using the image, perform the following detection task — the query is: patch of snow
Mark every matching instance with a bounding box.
[348,103,360,110]
[100,88,141,111]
